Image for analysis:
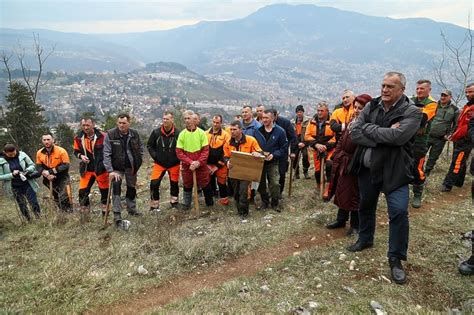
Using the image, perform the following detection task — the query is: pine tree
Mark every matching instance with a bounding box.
[5,82,48,157]
[55,123,75,154]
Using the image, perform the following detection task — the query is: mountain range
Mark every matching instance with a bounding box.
[0,4,470,99]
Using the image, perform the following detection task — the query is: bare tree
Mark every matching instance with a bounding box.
[433,14,473,105]
[1,53,13,86]
[1,32,56,105]
[0,33,53,149]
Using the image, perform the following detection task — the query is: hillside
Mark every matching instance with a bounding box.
[0,155,472,313]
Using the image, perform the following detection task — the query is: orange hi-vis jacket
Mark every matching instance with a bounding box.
[304,116,336,151]
[35,145,70,178]
[206,128,231,167]
[330,105,354,133]
[223,134,262,160]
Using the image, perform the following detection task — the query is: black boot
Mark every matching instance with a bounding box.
[389,257,407,284]
[411,185,423,208]
[182,190,192,210]
[326,220,346,229]
[303,169,310,179]
[326,209,348,229]
[203,184,214,206]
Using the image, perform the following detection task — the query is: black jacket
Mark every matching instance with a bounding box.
[350,95,422,193]
[103,128,143,174]
[147,125,180,168]
[275,116,297,153]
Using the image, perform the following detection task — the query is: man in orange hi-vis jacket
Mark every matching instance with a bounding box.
[304,101,336,188]
[74,117,108,215]
[206,114,231,206]
[410,79,438,208]
[36,133,72,212]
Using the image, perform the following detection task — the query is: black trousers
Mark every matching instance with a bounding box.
[443,139,472,188]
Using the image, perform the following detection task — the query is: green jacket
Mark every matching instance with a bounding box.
[0,151,39,196]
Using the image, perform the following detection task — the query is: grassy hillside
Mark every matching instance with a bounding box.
[0,155,472,313]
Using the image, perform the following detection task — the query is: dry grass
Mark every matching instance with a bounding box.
[1,155,472,313]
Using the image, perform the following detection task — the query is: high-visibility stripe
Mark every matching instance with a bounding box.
[453,151,465,174]
[418,157,426,181]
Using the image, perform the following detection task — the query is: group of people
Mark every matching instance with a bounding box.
[1,72,473,283]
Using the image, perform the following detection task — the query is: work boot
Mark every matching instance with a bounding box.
[126,198,142,216]
[389,257,407,284]
[440,185,452,192]
[149,207,161,214]
[304,170,311,179]
[183,190,192,211]
[79,207,91,223]
[115,219,131,231]
[411,185,423,208]
[218,197,230,206]
[458,256,474,275]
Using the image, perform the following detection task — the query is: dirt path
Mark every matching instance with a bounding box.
[89,185,470,314]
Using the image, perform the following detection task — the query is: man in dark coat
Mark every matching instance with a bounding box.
[348,72,422,285]
[458,116,474,276]
[103,113,144,230]
[272,108,297,195]
[254,109,288,210]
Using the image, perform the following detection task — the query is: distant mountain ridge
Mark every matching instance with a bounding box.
[0,4,470,99]
[1,4,466,73]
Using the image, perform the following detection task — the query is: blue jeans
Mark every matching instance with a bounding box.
[358,167,409,260]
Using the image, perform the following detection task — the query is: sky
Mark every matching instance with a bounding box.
[1,0,472,34]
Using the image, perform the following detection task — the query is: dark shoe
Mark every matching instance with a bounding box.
[440,185,452,192]
[458,256,474,275]
[304,172,311,179]
[256,202,269,211]
[128,210,142,217]
[170,202,179,209]
[271,203,281,212]
[326,220,346,229]
[346,241,373,252]
[389,257,407,284]
[346,227,358,237]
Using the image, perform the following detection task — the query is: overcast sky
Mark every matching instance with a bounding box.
[1,0,472,33]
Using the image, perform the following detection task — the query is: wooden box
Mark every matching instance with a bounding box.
[228,151,265,182]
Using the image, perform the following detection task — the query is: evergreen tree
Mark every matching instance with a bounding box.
[101,112,116,132]
[55,123,75,154]
[4,82,48,157]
